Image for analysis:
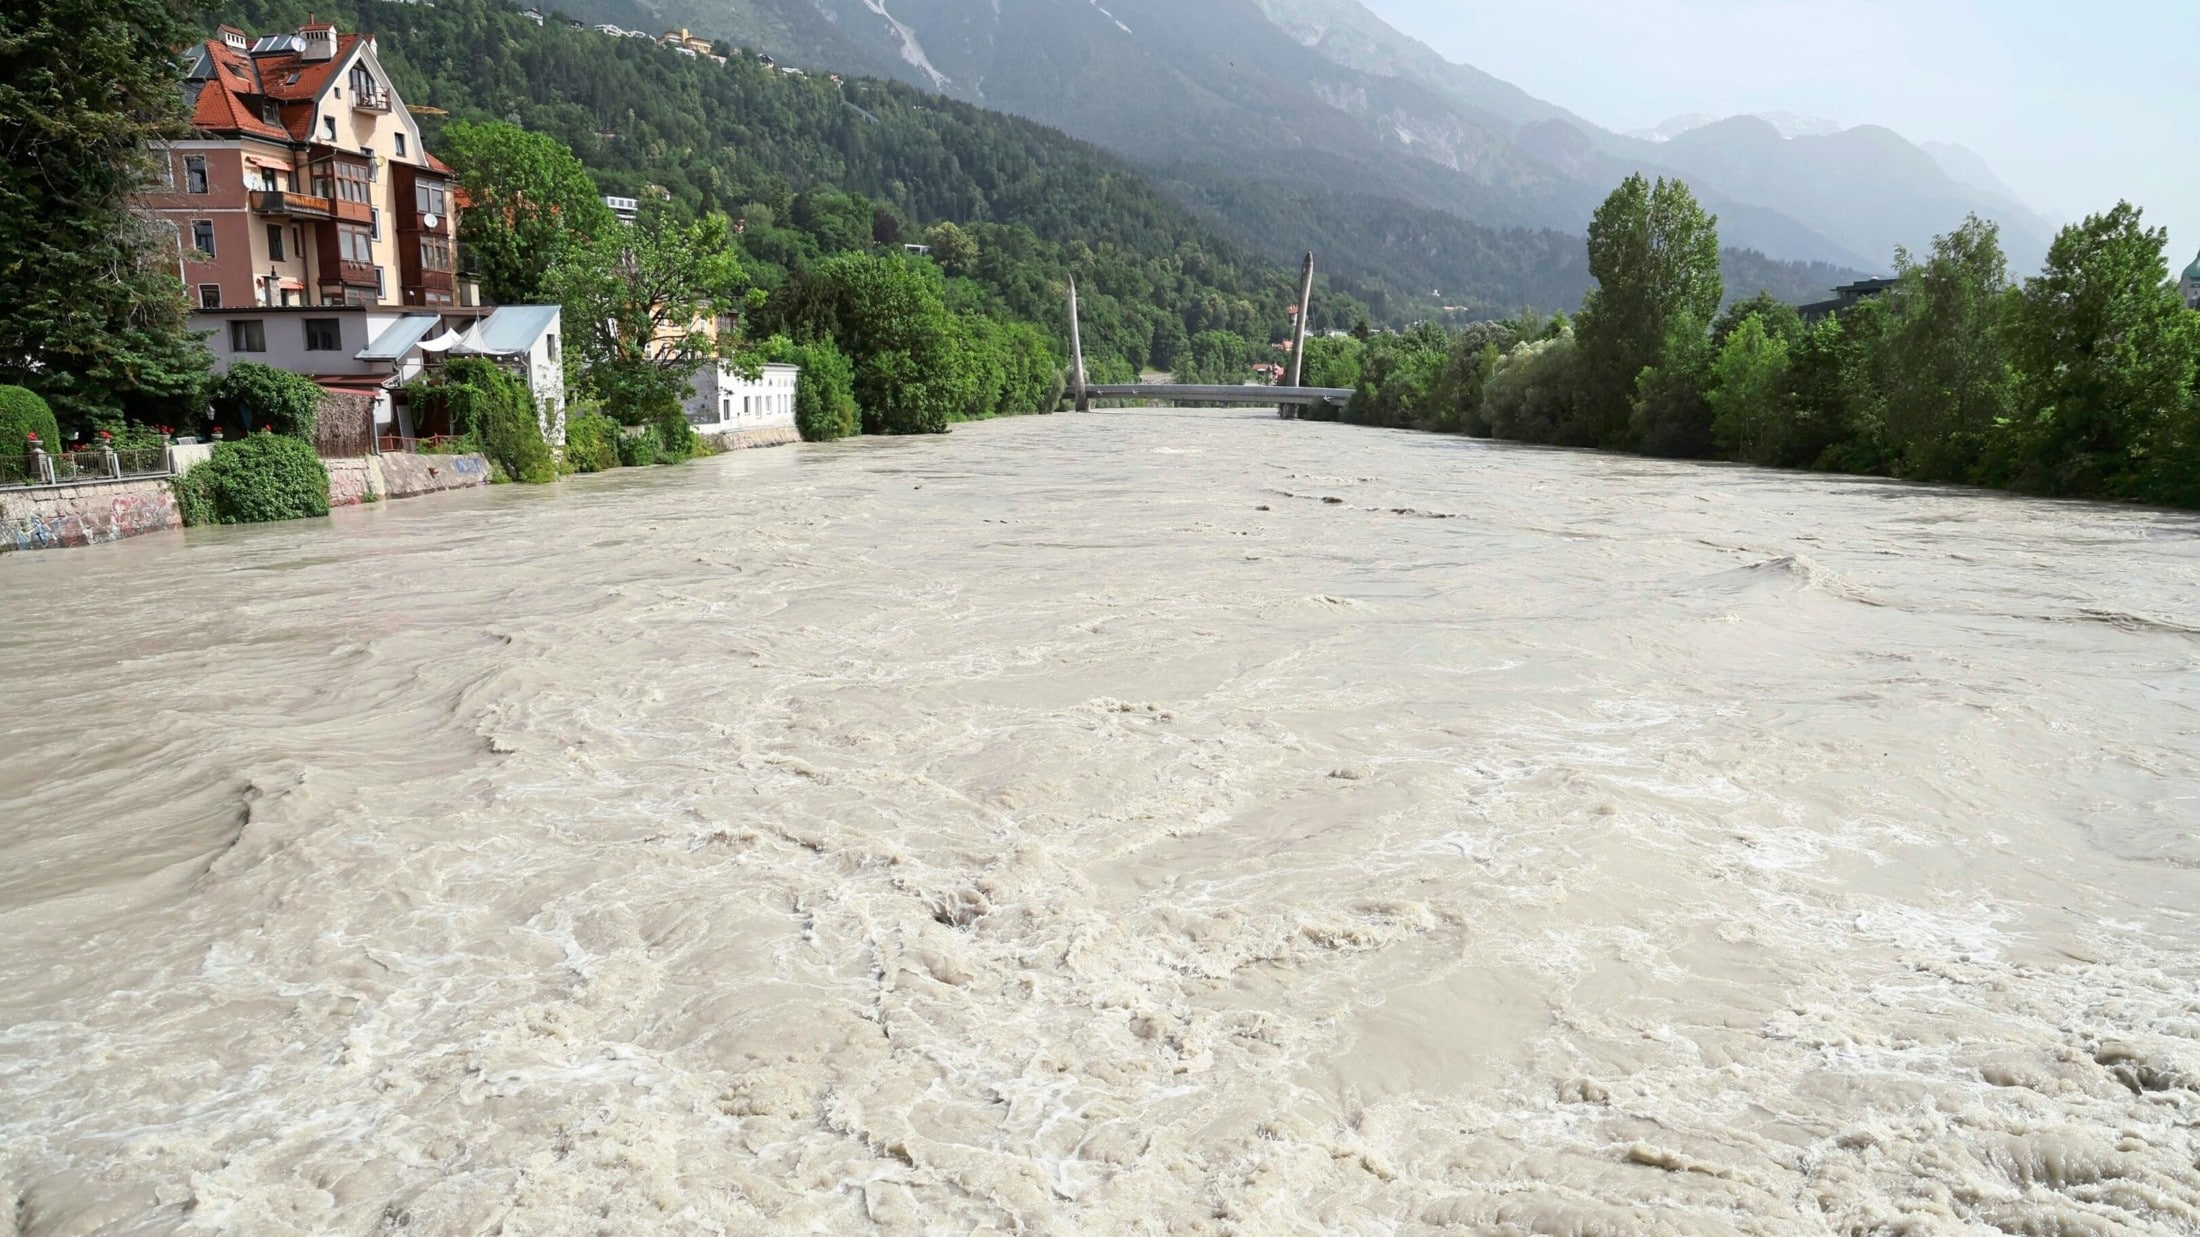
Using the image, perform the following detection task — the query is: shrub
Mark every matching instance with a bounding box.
[418,358,556,484]
[0,385,61,454]
[172,463,217,527]
[651,410,697,463]
[754,336,859,441]
[200,432,331,524]
[615,425,661,467]
[563,408,620,473]
[210,363,322,439]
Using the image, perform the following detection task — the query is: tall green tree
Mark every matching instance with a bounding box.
[753,251,973,434]
[1575,175,1723,448]
[1996,202,2200,497]
[1706,314,1793,466]
[0,0,211,430]
[547,210,747,438]
[1630,313,1716,458]
[1878,216,2017,481]
[442,120,619,305]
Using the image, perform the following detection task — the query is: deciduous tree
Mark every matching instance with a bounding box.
[442,120,618,305]
[1575,175,1722,448]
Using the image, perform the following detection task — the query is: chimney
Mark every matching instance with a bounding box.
[217,24,250,50]
[299,20,338,62]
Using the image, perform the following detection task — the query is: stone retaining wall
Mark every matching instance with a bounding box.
[376,452,491,498]
[703,426,802,452]
[1,477,180,551]
[327,458,378,508]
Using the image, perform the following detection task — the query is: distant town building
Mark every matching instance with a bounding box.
[2183,253,2200,310]
[519,8,544,25]
[659,28,714,56]
[603,196,640,225]
[1800,276,1899,323]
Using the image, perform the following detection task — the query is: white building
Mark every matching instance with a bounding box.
[193,303,565,443]
[685,362,799,437]
[416,305,567,445]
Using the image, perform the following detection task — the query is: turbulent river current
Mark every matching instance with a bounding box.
[4,408,2200,1234]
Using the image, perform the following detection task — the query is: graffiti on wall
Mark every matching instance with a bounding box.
[3,486,180,551]
[326,459,376,508]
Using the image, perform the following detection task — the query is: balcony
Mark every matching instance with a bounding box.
[355,89,393,112]
[318,260,378,289]
[332,198,373,224]
[249,189,334,219]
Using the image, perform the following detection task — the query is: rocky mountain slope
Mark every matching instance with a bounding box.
[574,0,2051,276]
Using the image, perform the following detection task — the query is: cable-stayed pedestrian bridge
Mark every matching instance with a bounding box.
[1067,253,1345,417]
[1081,383,1352,410]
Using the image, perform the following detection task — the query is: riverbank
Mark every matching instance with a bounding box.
[4,409,2196,1231]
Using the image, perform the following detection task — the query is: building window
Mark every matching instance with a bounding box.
[323,115,336,140]
[337,223,373,264]
[198,283,222,309]
[184,155,209,194]
[229,320,266,353]
[156,152,175,188]
[304,318,342,351]
[266,223,284,262]
[191,219,216,256]
[370,207,381,240]
[546,333,559,362]
[349,66,374,97]
[394,132,407,157]
[414,182,446,215]
[292,224,303,257]
[419,236,453,272]
[375,267,385,299]
[332,161,371,205]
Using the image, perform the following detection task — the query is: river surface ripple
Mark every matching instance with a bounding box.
[4,408,2200,1234]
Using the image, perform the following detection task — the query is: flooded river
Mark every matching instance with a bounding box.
[4,408,2199,1234]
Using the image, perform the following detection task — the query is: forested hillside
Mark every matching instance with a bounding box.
[1157,166,1862,322]
[216,0,1858,351]
[217,0,1364,377]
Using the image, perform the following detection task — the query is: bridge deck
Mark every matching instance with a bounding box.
[1083,384,1351,406]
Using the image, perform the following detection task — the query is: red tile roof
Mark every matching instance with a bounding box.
[188,70,289,141]
[181,30,450,177]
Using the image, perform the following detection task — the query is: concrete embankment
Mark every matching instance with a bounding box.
[2,450,492,551]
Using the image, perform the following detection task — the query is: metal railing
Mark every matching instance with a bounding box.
[375,434,469,455]
[0,446,172,488]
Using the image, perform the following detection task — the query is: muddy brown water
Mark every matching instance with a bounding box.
[3,408,2198,1234]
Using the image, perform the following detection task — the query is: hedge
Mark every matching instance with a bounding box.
[177,432,331,525]
[0,385,61,454]
[563,408,620,473]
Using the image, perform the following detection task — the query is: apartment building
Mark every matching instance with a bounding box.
[141,22,461,313]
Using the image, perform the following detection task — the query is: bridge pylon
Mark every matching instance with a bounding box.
[1282,252,1315,420]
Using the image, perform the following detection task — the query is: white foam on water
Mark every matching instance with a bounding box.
[2,410,2198,1232]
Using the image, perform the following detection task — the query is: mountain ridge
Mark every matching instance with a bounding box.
[579,0,2049,275]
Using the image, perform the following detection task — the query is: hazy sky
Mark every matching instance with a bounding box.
[1359,0,2200,271]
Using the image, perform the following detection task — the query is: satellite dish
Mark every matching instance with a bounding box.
[422,212,441,230]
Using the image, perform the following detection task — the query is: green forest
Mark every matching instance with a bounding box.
[1309,176,2200,508]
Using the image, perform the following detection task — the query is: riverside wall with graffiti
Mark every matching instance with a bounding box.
[1,453,491,552]
[1,478,181,551]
